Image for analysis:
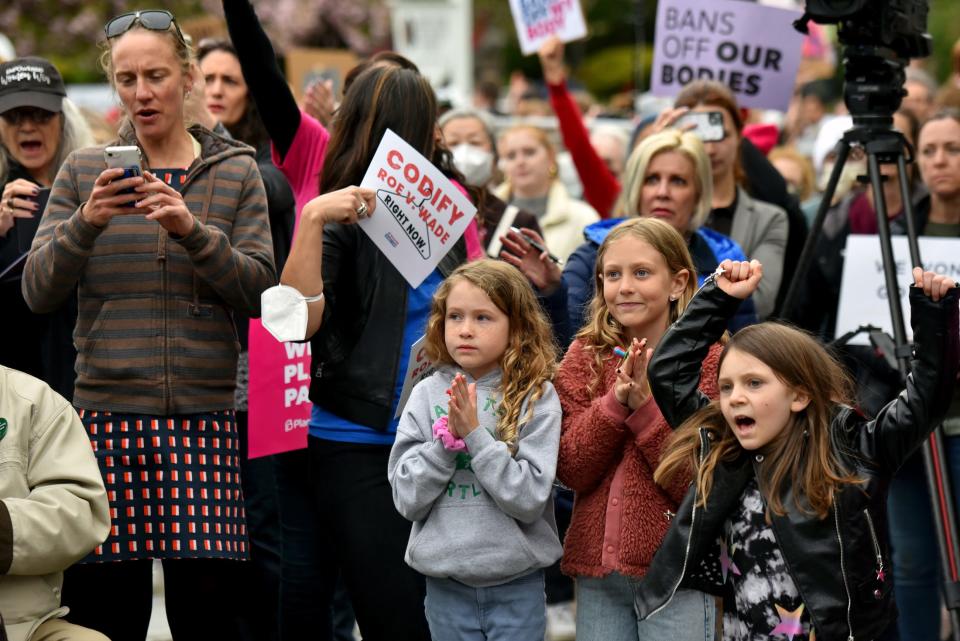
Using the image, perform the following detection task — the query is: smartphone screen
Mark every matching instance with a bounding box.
[676,111,726,142]
[15,187,50,253]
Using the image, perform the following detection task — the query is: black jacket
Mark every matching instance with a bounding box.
[639,278,959,641]
[308,225,466,430]
[0,162,77,400]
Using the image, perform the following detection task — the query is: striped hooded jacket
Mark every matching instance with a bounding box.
[22,124,276,415]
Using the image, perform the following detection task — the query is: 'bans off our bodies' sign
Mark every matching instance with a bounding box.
[359,129,477,288]
[651,0,804,111]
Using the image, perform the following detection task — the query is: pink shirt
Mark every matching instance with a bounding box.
[270,110,330,226]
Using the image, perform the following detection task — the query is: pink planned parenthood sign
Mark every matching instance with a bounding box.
[247,319,311,458]
[651,0,804,111]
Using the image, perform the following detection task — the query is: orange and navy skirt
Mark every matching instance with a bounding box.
[77,409,249,562]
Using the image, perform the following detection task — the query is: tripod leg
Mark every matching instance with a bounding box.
[779,139,851,322]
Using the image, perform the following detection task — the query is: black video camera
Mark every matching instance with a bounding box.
[797,0,931,126]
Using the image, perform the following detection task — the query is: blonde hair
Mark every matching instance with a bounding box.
[655,322,863,520]
[576,218,697,394]
[614,129,713,231]
[424,260,558,455]
[497,125,557,198]
[769,146,816,202]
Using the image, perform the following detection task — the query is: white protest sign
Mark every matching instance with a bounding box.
[836,236,960,345]
[360,129,477,288]
[651,0,804,111]
[395,335,436,419]
[508,0,587,56]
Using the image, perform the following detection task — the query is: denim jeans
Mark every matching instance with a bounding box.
[888,437,960,641]
[424,570,546,641]
[575,573,715,641]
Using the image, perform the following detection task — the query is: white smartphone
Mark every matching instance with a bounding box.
[675,111,726,142]
[104,145,143,205]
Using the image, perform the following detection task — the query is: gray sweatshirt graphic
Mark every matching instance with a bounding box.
[388,365,563,587]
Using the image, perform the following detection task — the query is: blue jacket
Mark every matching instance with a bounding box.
[547,218,758,347]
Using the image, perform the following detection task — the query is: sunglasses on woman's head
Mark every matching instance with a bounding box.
[104,10,185,43]
[0,107,57,125]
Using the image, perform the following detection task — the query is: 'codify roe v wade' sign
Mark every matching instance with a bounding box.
[360,129,477,288]
[836,236,960,345]
[651,0,804,111]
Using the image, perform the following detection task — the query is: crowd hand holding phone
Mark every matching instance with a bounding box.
[498,227,562,295]
[81,167,147,228]
[0,178,42,238]
[615,337,653,410]
[134,171,196,237]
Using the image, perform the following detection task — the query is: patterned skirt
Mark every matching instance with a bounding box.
[78,409,249,562]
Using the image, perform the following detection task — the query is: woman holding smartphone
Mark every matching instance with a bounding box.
[0,57,94,398]
[22,10,276,641]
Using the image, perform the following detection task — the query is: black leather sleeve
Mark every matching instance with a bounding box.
[648,278,742,429]
[853,286,960,472]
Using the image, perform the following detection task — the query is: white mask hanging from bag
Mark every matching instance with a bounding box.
[261,284,324,343]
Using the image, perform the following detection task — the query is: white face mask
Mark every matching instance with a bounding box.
[451,143,494,187]
[260,284,324,343]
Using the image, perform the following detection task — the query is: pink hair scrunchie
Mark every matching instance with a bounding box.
[432,416,467,452]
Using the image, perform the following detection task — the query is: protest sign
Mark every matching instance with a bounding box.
[392,0,473,108]
[285,48,359,104]
[651,0,804,111]
[247,319,311,458]
[395,336,436,419]
[836,236,960,345]
[508,0,587,56]
[359,129,477,288]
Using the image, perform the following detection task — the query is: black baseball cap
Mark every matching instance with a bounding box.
[0,57,66,114]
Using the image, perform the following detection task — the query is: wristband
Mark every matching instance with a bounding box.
[432,416,467,452]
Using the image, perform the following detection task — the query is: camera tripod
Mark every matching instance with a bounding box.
[782,123,960,639]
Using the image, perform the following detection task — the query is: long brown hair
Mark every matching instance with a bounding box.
[654,322,863,519]
[424,260,558,455]
[577,218,697,395]
[321,65,438,192]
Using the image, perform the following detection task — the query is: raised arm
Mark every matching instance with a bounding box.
[539,37,620,217]
[857,269,960,471]
[648,260,759,428]
[222,0,302,159]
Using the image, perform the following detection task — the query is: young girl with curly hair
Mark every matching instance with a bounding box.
[388,259,563,640]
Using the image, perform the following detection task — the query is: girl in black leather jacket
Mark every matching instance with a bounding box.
[639,259,959,641]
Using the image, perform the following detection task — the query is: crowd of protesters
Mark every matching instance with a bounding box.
[1,4,960,641]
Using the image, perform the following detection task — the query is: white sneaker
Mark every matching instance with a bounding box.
[546,601,576,641]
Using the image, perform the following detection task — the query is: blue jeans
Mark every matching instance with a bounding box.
[575,573,715,641]
[888,437,960,641]
[424,570,546,641]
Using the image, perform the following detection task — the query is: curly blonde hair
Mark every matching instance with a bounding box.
[425,260,558,455]
[576,218,697,395]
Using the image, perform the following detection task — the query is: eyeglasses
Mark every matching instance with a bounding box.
[104,10,185,44]
[0,107,57,125]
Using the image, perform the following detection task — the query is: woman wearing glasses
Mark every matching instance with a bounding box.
[22,10,276,641]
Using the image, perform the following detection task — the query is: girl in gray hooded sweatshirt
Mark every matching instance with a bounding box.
[388,259,563,641]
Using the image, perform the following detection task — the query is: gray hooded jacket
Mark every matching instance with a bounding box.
[388,365,563,587]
